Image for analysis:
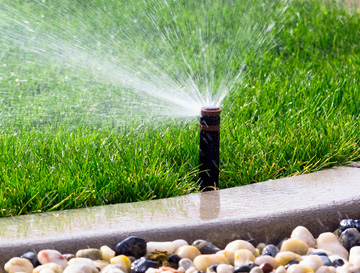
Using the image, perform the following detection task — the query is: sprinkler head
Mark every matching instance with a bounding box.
[199,107,221,191]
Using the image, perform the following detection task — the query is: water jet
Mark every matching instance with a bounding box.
[199,107,221,191]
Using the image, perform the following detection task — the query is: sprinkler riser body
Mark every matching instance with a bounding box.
[199,107,221,191]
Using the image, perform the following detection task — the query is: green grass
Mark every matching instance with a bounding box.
[0,0,360,217]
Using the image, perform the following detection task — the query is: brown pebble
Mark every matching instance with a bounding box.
[259,263,273,273]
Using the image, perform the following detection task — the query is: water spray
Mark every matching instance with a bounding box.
[199,107,221,191]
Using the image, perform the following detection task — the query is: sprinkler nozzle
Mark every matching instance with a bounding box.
[199,107,221,191]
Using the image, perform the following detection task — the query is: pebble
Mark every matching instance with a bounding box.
[275,266,287,273]
[192,240,221,254]
[176,246,202,260]
[339,228,360,251]
[101,246,116,262]
[193,254,229,272]
[299,255,323,271]
[262,244,279,257]
[33,263,64,273]
[234,265,251,273]
[225,240,257,256]
[280,239,309,255]
[178,258,194,270]
[21,251,40,267]
[316,233,349,260]
[130,257,158,273]
[75,249,102,260]
[275,251,303,266]
[68,258,95,267]
[110,255,131,273]
[234,249,255,266]
[254,255,279,269]
[94,259,109,270]
[216,250,234,265]
[38,250,68,268]
[290,226,316,248]
[349,246,360,266]
[173,240,189,251]
[63,264,98,273]
[216,264,234,273]
[147,242,176,255]
[249,266,263,273]
[116,236,147,259]
[102,264,126,273]
[286,264,314,273]
[4,257,34,273]
[259,263,273,273]
[314,266,335,273]
[256,243,267,255]
[338,219,357,236]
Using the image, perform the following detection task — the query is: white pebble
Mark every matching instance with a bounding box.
[317,232,348,260]
[299,255,323,271]
[102,264,126,273]
[234,249,255,266]
[147,241,176,254]
[216,264,234,273]
[291,226,316,248]
[68,258,95,267]
[33,263,64,273]
[249,266,263,273]
[100,246,116,262]
[38,250,68,268]
[178,258,193,270]
[63,264,98,273]
[173,239,189,251]
[225,240,256,256]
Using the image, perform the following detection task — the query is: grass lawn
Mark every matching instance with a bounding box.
[0,0,359,217]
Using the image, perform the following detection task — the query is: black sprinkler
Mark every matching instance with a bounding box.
[199,107,221,191]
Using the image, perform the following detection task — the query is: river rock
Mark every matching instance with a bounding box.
[259,263,273,273]
[339,228,360,251]
[317,232,348,260]
[338,219,357,236]
[63,263,98,273]
[102,264,126,273]
[249,266,263,273]
[280,239,309,255]
[39,268,56,273]
[299,255,323,271]
[261,244,279,257]
[234,249,255,266]
[101,246,116,262]
[68,258,95,266]
[254,255,279,269]
[38,250,68,268]
[193,254,229,272]
[33,262,64,273]
[130,257,158,273]
[116,236,147,259]
[94,259,109,270]
[291,226,316,248]
[275,251,302,266]
[4,257,34,273]
[286,264,314,273]
[184,267,196,273]
[330,258,344,268]
[176,246,201,260]
[21,251,40,267]
[216,250,234,265]
[147,242,176,255]
[192,240,221,254]
[315,266,336,273]
[173,240,188,251]
[110,255,131,273]
[349,246,360,266]
[233,265,251,273]
[225,240,256,256]
[275,266,287,273]
[216,264,234,273]
[178,258,193,271]
[76,249,102,260]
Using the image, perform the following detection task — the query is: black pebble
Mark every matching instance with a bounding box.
[261,244,279,257]
[309,252,328,257]
[169,254,181,268]
[284,260,299,269]
[192,240,221,254]
[20,252,40,267]
[116,236,147,259]
[338,219,356,236]
[234,265,251,273]
[339,228,360,251]
[130,257,158,273]
[209,264,218,272]
[332,259,345,268]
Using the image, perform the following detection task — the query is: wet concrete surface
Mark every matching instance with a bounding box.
[0,165,360,271]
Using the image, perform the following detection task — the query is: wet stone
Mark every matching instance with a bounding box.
[192,240,221,255]
[259,263,273,273]
[339,228,360,251]
[21,251,40,267]
[234,265,251,273]
[262,244,279,257]
[130,257,158,273]
[116,236,147,259]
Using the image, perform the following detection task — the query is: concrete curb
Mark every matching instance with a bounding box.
[1,165,360,271]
